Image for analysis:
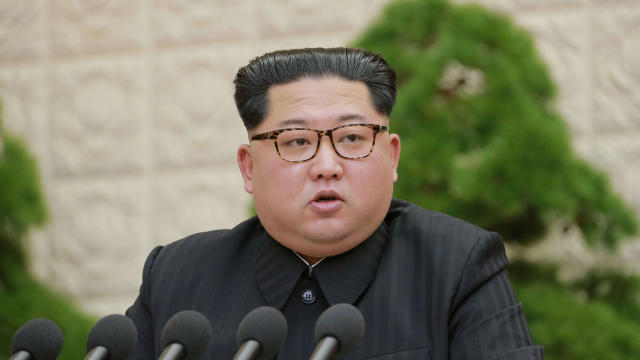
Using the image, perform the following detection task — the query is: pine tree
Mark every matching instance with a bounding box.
[353,0,637,247]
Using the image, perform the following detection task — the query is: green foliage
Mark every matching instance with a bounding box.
[0,257,95,360]
[571,269,640,304]
[353,0,637,247]
[0,119,47,271]
[570,268,640,323]
[1,111,95,359]
[510,264,640,360]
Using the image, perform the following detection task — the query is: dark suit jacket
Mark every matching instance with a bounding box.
[126,199,543,359]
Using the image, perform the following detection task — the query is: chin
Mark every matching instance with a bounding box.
[303,226,351,244]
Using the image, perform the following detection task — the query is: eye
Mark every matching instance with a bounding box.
[277,129,317,151]
[282,137,312,148]
[337,132,365,144]
[292,138,310,146]
[344,134,361,143]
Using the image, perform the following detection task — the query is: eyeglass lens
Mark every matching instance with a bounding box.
[276,125,375,161]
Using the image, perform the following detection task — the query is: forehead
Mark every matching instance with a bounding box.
[258,77,384,132]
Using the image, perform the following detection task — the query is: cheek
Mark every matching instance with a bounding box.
[349,157,395,199]
[253,159,306,199]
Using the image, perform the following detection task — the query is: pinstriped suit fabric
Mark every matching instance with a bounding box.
[126,199,543,359]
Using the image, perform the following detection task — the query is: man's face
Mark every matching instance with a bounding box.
[237,77,400,261]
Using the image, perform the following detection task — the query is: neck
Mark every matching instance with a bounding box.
[301,254,323,265]
[293,251,324,266]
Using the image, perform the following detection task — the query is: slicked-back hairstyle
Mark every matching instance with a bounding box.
[233,47,397,131]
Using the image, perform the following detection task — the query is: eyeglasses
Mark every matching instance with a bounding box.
[250,123,389,163]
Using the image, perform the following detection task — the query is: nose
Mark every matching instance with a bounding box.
[309,135,343,180]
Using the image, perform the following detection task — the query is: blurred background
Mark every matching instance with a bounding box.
[1,0,639,359]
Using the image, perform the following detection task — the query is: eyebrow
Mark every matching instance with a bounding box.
[337,114,366,122]
[277,118,308,127]
[276,113,366,127]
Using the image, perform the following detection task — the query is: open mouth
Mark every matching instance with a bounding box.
[310,190,343,212]
[312,190,343,204]
[316,196,338,202]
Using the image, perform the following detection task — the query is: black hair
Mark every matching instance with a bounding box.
[233,47,397,131]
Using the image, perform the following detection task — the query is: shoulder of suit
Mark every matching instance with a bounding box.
[157,216,262,257]
[387,198,496,250]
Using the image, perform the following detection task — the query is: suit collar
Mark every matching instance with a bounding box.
[314,225,387,305]
[255,222,388,308]
[255,232,306,309]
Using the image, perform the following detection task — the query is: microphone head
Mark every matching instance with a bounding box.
[236,306,288,360]
[160,310,212,360]
[86,314,138,360]
[11,318,64,360]
[314,303,365,357]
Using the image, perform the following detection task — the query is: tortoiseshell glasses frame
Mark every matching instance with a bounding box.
[250,123,389,163]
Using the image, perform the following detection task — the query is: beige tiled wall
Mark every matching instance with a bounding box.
[1,0,638,315]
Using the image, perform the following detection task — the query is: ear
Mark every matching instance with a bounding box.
[237,144,254,194]
[388,134,401,182]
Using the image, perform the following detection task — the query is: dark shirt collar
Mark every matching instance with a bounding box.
[255,223,388,308]
[255,231,306,309]
[314,225,387,305]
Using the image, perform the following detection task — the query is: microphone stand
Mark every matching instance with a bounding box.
[309,337,339,360]
[158,343,184,360]
[9,352,31,360]
[233,339,261,360]
[84,346,108,360]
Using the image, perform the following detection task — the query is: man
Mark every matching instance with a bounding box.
[126,47,543,359]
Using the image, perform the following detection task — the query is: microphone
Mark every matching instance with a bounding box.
[10,318,63,360]
[309,304,365,360]
[158,310,212,360]
[84,314,138,360]
[234,306,288,360]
